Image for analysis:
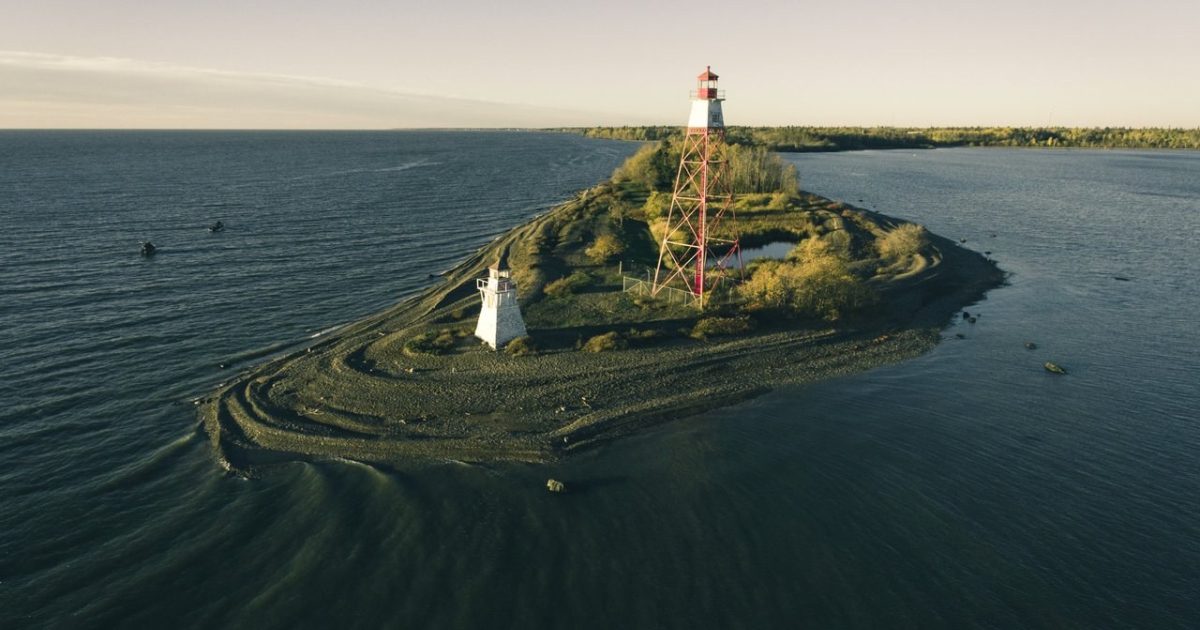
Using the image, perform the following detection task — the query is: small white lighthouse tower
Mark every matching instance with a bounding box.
[474,251,527,350]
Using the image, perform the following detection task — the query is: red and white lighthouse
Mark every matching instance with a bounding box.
[651,66,741,306]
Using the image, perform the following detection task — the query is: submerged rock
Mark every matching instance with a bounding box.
[1044,362,1067,375]
[1024,342,1038,350]
[546,479,566,493]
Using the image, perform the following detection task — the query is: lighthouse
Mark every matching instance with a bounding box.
[688,65,725,131]
[651,66,741,306]
[474,251,527,350]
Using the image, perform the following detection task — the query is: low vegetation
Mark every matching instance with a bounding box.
[404,329,459,356]
[399,144,938,352]
[581,332,627,352]
[739,256,876,322]
[690,316,754,339]
[585,234,625,263]
[504,336,537,356]
[202,132,1007,471]
[877,223,929,261]
[543,271,593,298]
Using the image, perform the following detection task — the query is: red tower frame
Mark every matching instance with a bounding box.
[651,67,741,306]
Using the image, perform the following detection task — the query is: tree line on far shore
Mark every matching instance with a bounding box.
[554,126,1200,150]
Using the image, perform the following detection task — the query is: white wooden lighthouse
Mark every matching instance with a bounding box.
[474,251,527,349]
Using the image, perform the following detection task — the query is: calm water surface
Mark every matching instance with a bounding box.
[1,135,1196,628]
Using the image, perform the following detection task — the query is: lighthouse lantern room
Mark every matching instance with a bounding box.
[688,66,725,130]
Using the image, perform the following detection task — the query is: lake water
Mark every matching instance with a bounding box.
[738,240,797,262]
[1,135,1196,628]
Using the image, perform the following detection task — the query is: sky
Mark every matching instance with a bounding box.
[2,0,1197,129]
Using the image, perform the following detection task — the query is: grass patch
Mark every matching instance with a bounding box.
[404,329,458,356]
[544,271,593,298]
[581,332,627,352]
[504,336,537,356]
[691,316,754,339]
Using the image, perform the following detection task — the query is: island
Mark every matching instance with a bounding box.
[200,141,1004,474]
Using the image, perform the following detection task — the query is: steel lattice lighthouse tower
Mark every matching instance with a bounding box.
[651,66,741,306]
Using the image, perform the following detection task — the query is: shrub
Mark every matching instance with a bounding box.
[585,233,625,263]
[544,272,592,298]
[581,332,627,352]
[504,336,537,356]
[789,234,850,264]
[877,223,929,260]
[643,191,672,221]
[404,330,457,355]
[739,257,875,321]
[690,316,753,339]
[433,330,456,348]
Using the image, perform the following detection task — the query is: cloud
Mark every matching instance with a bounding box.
[0,51,609,128]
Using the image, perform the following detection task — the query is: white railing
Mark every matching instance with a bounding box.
[622,276,697,305]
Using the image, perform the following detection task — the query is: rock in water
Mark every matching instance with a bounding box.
[546,479,566,493]
[1044,362,1067,375]
[1025,342,1037,350]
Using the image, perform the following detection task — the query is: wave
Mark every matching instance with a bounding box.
[310,324,344,339]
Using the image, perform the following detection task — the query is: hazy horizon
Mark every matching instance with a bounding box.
[3,0,1198,129]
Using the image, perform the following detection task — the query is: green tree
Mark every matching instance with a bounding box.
[585,234,625,263]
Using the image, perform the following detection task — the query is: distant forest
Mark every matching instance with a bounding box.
[554,126,1200,151]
